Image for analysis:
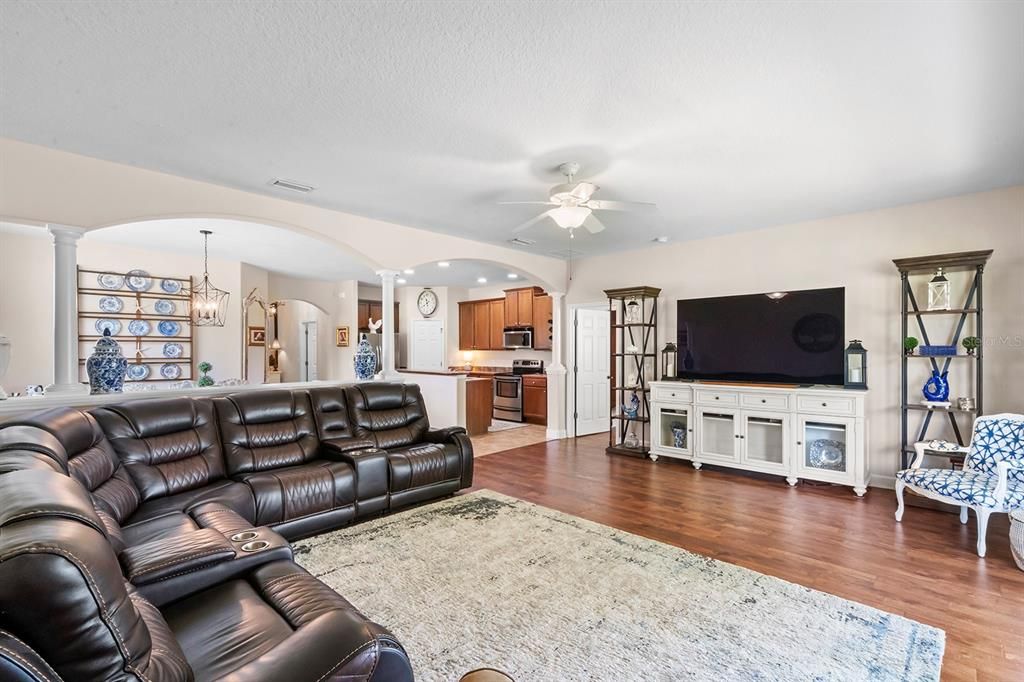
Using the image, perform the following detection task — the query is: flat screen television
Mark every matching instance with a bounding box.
[676,287,845,386]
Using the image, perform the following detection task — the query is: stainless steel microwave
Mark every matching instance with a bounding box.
[502,328,533,349]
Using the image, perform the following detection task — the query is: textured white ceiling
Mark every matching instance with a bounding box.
[2,1,1022,259]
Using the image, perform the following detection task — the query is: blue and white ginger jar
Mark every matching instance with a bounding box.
[353,334,378,381]
[87,329,127,394]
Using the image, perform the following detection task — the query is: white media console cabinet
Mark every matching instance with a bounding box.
[648,381,869,495]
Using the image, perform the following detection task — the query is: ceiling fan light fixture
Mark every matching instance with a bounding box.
[550,206,591,229]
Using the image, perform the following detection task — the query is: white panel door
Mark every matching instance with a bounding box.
[573,308,610,436]
[301,320,318,381]
[411,319,444,370]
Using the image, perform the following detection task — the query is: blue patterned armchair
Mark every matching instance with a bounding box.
[895,413,1024,557]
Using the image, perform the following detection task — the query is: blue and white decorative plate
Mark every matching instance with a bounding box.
[127,319,151,336]
[158,320,181,336]
[162,342,184,358]
[160,363,182,380]
[160,279,183,294]
[154,299,176,315]
[98,296,123,313]
[126,363,150,381]
[125,269,153,291]
[97,273,124,290]
[95,318,122,336]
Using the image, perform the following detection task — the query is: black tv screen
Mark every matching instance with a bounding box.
[676,287,845,386]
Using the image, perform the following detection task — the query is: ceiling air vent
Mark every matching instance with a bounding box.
[509,237,536,246]
[268,178,315,194]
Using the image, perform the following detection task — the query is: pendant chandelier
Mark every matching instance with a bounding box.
[191,229,229,326]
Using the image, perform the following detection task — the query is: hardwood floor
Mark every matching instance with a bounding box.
[471,423,550,457]
[468,434,1024,682]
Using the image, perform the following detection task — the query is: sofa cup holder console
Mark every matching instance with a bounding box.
[230,530,260,542]
[240,539,272,552]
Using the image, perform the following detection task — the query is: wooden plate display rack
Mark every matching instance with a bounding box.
[77,268,196,384]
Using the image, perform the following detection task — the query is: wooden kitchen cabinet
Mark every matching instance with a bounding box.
[357,300,399,333]
[532,294,553,350]
[504,287,544,327]
[458,301,475,350]
[488,299,504,349]
[473,301,490,349]
[522,374,548,425]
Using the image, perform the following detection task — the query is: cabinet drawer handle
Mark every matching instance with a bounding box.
[796,441,802,445]
[670,393,675,397]
[761,399,766,403]
[734,434,740,439]
[715,396,720,400]
[821,402,828,407]
[740,435,745,439]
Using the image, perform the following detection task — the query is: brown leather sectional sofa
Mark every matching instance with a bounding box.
[0,382,474,681]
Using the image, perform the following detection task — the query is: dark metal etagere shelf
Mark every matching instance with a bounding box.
[604,286,661,458]
[892,250,991,471]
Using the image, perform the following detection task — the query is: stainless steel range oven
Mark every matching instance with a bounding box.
[493,359,544,423]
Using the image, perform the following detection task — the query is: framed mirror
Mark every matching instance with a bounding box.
[241,288,267,383]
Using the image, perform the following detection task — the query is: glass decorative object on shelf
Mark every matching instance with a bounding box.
[661,342,677,380]
[927,267,951,311]
[191,230,230,326]
[843,340,867,389]
[624,297,641,323]
[671,421,686,449]
[622,391,640,419]
[622,429,639,449]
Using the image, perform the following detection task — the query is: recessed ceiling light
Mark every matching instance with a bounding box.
[507,273,519,279]
[403,269,414,275]
[437,262,450,268]
[653,236,669,243]
[477,277,487,284]
[397,278,407,284]
[766,292,788,300]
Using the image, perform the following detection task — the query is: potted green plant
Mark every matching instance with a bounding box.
[903,337,919,356]
[197,361,214,387]
[962,336,981,356]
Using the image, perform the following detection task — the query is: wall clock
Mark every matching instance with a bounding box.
[417,288,439,317]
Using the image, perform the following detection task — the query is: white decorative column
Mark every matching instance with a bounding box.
[47,224,89,394]
[546,291,568,439]
[376,269,400,380]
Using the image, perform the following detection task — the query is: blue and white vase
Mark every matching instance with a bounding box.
[922,369,950,402]
[86,329,127,394]
[353,334,378,381]
[671,422,686,449]
[623,391,641,419]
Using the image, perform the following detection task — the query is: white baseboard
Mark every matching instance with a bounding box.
[546,428,567,440]
[869,474,896,490]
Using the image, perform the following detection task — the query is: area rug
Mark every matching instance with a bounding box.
[487,419,530,432]
[294,491,944,681]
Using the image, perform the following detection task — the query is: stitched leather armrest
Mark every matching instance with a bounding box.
[423,426,467,444]
[120,528,236,585]
[321,441,388,502]
[320,437,378,455]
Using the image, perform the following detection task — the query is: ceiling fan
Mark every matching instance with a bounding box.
[500,162,655,237]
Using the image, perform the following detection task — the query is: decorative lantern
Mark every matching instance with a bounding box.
[927,268,951,311]
[190,230,230,326]
[624,297,641,323]
[844,340,868,389]
[661,342,678,380]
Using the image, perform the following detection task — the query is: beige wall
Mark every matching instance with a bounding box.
[0,138,567,292]
[566,186,1024,485]
[240,262,269,383]
[273,300,330,382]
[0,226,243,391]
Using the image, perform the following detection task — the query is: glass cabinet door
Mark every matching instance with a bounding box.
[657,407,691,453]
[697,409,739,462]
[742,413,787,471]
[798,417,853,479]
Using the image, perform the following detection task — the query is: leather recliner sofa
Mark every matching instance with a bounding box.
[0,382,473,681]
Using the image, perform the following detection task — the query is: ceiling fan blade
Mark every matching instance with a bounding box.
[582,213,607,234]
[512,210,556,234]
[498,201,557,206]
[569,182,599,201]
[586,199,657,212]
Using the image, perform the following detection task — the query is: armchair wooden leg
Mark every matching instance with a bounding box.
[976,508,991,557]
[960,506,969,524]
[894,480,906,522]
